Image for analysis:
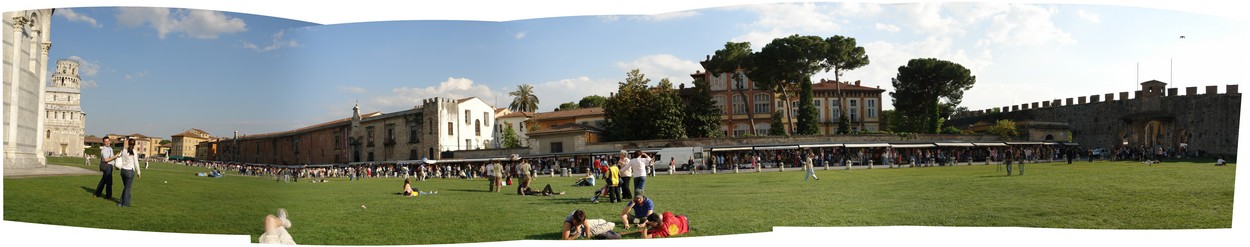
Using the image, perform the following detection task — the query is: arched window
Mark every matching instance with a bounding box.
[46,130,51,138]
[475,120,481,136]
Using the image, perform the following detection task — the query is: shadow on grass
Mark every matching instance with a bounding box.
[524,232,563,240]
[541,197,593,205]
[80,186,120,203]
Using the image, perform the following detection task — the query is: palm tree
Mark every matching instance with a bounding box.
[508,84,539,112]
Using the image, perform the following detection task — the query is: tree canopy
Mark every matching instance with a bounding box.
[508,84,539,113]
[578,95,607,108]
[889,58,976,134]
[705,41,758,135]
[683,77,724,138]
[604,69,686,141]
[556,102,579,111]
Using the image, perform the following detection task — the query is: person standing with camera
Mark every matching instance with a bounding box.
[116,138,143,207]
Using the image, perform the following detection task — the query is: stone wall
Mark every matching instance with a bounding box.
[949,87,1240,157]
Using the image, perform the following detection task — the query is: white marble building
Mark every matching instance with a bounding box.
[44,59,85,157]
[4,9,54,168]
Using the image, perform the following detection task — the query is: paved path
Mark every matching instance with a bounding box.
[3,164,98,178]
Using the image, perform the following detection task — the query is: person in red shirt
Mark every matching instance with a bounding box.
[631,211,688,238]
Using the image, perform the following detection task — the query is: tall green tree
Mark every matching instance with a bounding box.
[889,58,976,134]
[820,35,870,132]
[508,84,539,113]
[879,109,897,133]
[556,102,579,111]
[749,35,828,135]
[768,111,787,136]
[836,112,851,134]
[683,77,724,138]
[705,42,758,135]
[796,78,820,135]
[651,78,687,139]
[501,125,522,148]
[605,69,654,141]
[578,95,607,108]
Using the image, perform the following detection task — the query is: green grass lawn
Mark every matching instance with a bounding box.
[4,157,1235,245]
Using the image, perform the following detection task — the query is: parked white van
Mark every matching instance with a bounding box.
[652,147,704,171]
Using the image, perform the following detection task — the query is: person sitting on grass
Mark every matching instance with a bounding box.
[521,184,566,196]
[574,173,595,187]
[626,211,689,239]
[259,208,295,245]
[562,209,621,240]
[400,178,437,197]
[620,195,654,229]
[1216,156,1227,166]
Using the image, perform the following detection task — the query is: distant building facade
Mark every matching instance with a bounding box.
[43,59,86,157]
[494,111,533,148]
[526,107,605,154]
[4,9,54,168]
[691,58,886,136]
[209,97,497,165]
[170,129,212,160]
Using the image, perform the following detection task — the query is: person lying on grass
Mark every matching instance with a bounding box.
[400,178,438,196]
[562,209,621,240]
[625,211,688,239]
[521,184,566,196]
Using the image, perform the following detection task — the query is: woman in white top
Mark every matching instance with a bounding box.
[116,138,142,207]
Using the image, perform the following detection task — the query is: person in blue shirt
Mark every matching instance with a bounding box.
[619,195,654,229]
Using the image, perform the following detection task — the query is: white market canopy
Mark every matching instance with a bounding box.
[798,143,844,148]
[843,143,890,148]
[973,142,1008,147]
[754,145,799,150]
[890,143,935,148]
[934,142,976,147]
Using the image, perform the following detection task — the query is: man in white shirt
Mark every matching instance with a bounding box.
[628,151,651,196]
[93,138,118,199]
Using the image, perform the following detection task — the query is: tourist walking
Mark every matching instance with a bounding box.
[617,151,633,199]
[517,157,533,195]
[804,152,819,181]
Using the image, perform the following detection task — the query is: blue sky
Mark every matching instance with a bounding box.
[10,1,1247,139]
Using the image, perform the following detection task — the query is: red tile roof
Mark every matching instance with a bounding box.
[812,79,886,92]
[531,107,604,121]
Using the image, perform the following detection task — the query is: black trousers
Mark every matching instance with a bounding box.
[619,176,632,199]
[94,168,114,198]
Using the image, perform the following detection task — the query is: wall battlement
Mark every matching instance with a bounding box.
[955,84,1240,118]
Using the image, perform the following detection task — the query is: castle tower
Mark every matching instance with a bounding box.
[1140,80,1167,98]
[43,59,87,156]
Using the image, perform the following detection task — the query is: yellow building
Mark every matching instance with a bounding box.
[170,128,212,160]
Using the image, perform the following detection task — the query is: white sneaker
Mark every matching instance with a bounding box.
[277,208,291,229]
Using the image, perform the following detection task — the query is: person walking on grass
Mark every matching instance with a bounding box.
[617,151,633,199]
[517,157,533,196]
[804,151,819,181]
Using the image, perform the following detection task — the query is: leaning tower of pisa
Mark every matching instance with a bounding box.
[43,59,87,157]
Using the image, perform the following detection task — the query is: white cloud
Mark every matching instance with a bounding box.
[65,56,100,76]
[81,80,99,88]
[739,3,842,34]
[124,71,150,80]
[898,2,961,36]
[530,76,619,112]
[243,30,299,52]
[337,86,366,94]
[514,31,527,40]
[599,10,699,22]
[116,7,247,39]
[874,23,900,33]
[55,9,102,28]
[370,78,499,108]
[835,37,994,104]
[978,5,1075,47]
[1078,9,1101,23]
[614,54,703,85]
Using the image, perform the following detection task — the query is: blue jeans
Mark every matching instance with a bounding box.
[120,169,136,207]
[632,177,646,196]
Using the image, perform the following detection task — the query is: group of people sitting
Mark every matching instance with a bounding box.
[561,195,689,240]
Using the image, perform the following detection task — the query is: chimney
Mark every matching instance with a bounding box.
[854,80,861,86]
